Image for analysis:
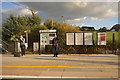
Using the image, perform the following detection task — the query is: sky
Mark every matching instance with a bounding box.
[2,1,119,30]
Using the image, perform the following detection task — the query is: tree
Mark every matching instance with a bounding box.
[29,25,48,49]
[31,15,41,26]
[2,13,42,42]
[99,27,107,31]
[44,19,54,29]
[30,10,41,26]
[111,24,120,31]
[45,21,80,54]
[80,26,95,31]
[2,14,24,42]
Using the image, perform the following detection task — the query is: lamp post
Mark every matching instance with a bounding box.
[24,31,28,43]
[61,16,64,23]
[24,31,28,48]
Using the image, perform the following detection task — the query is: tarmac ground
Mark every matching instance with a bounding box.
[1,53,119,79]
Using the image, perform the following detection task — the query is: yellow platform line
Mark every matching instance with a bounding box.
[2,66,120,69]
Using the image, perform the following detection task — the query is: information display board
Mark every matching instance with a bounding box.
[75,33,83,45]
[40,33,56,45]
[40,33,49,45]
[66,33,74,45]
[98,32,106,45]
[84,33,93,45]
[39,30,57,51]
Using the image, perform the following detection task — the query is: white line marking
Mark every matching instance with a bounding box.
[1,75,98,79]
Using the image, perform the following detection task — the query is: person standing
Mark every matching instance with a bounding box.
[20,35,26,56]
[52,35,58,57]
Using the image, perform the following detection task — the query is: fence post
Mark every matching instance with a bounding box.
[112,33,115,54]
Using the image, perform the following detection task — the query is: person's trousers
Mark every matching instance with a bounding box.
[54,46,58,57]
[20,45,25,56]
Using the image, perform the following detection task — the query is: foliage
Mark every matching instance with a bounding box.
[2,12,41,42]
[111,24,120,31]
[99,27,107,31]
[2,12,120,54]
[29,25,48,49]
[51,22,80,54]
[2,14,28,42]
[44,19,54,29]
[80,26,95,31]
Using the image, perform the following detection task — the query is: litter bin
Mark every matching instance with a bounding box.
[14,42,21,57]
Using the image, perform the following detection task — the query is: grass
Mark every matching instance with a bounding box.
[79,31,120,47]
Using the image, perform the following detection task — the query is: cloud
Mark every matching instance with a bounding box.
[2,7,32,16]
[3,0,120,2]
[2,6,35,22]
[20,2,118,20]
[73,2,88,7]
[103,9,117,18]
[2,2,118,24]
[90,17,104,21]
[66,17,87,24]
[90,8,118,21]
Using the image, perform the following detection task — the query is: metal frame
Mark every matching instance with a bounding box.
[66,32,75,45]
[97,32,106,45]
[39,30,57,54]
[74,32,84,45]
[66,32,94,46]
[84,32,93,46]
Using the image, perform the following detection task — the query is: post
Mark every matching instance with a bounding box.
[24,31,28,44]
[83,32,86,54]
[52,17,54,26]
[112,33,115,54]
[61,16,64,23]
[116,31,119,55]
[39,31,41,55]
[26,32,28,44]
[93,39,95,54]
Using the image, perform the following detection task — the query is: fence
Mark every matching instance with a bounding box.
[2,42,15,53]
[45,31,120,55]
[2,31,120,55]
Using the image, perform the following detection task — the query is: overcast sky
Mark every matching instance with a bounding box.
[2,1,119,29]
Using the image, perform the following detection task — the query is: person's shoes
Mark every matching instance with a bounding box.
[53,56,55,57]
